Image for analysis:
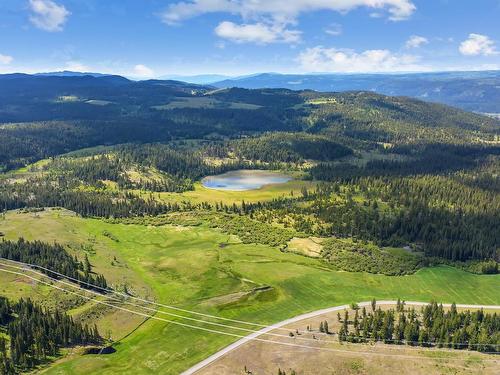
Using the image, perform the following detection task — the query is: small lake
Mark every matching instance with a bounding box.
[201,170,292,191]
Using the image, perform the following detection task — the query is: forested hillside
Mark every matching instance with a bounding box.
[0,74,498,170]
[213,71,500,113]
[0,297,102,374]
[0,239,108,290]
[0,74,499,269]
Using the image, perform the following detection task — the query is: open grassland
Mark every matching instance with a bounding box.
[0,209,499,374]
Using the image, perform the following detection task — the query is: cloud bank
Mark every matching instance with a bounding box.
[162,0,415,44]
[298,46,427,73]
[162,0,416,24]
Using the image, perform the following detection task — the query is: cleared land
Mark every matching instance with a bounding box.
[287,237,324,257]
[194,302,500,375]
[0,209,498,374]
[152,97,261,110]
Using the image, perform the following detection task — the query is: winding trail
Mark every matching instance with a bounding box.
[181,300,500,375]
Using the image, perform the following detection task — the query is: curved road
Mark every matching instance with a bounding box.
[181,300,500,375]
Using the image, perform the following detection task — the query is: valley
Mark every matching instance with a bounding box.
[2,2,500,373]
[0,73,498,374]
[1,209,499,374]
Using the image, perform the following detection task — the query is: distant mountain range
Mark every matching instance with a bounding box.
[158,74,234,84]
[7,70,500,113]
[212,71,500,113]
[34,71,112,78]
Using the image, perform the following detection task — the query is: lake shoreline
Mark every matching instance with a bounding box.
[201,169,293,191]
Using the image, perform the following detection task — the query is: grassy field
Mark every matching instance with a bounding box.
[200,304,500,375]
[0,209,499,374]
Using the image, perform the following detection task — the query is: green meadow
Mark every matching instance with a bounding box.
[1,209,499,374]
[149,179,316,205]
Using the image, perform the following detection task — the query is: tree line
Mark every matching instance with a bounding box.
[336,300,499,352]
[0,297,102,374]
[238,158,499,263]
[0,238,107,291]
[207,133,353,164]
[0,177,173,218]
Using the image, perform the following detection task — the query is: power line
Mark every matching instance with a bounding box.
[0,260,328,345]
[0,257,289,330]
[1,262,499,352]
[0,259,414,347]
[2,265,499,362]
[2,259,500,348]
[0,260,421,350]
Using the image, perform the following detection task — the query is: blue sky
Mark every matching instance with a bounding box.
[0,0,499,77]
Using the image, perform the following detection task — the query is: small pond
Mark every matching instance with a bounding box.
[201,170,292,191]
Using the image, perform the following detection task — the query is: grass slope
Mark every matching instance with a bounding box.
[0,209,498,374]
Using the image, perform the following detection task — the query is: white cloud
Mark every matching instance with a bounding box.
[297,46,427,73]
[324,23,342,36]
[0,54,13,65]
[162,1,415,45]
[29,0,70,32]
[162,0,416,25]
[459,33,497,56]
[215,21,301,44]
[64,61,89,72]
[405,35,428,49]
[133,64,155,77]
